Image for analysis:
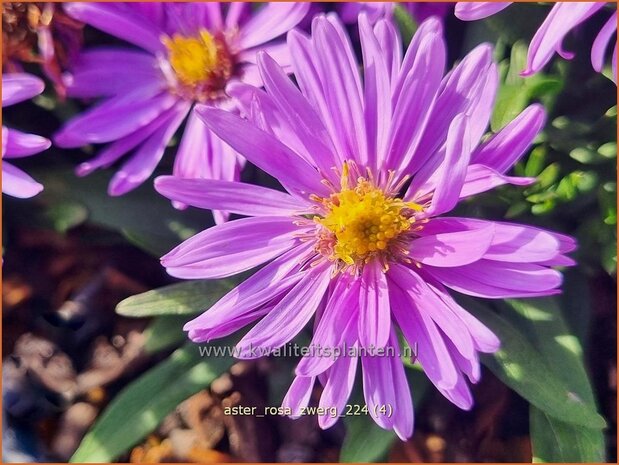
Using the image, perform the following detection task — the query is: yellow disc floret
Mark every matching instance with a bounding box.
[315,162,422,267]
[162,29,233,101]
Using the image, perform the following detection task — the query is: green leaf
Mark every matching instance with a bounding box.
[340,414,395,463]
[491,84,530,132]
[524,146,547,177]
[506,298,606,462]
[71,343,233,462]
[531,409,605,462]
[340,364,430,462]
[116,279,240,317]
[30,164,209,256]
[45,200,89,233]
[597,142,617,159]
[463,299,607,429]
[143,315,189,354]
[393,5,417,47]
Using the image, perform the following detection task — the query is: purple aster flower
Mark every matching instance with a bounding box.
[155,14,576,439]
[455,2,617,82]
[2,3,84,98]
[54,2,309,222]
[339,2,451,25]
[2,73,50,198]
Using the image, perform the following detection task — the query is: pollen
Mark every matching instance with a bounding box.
[314,162,422,268]
[162,29,233,101]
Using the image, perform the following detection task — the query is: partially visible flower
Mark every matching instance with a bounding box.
[455,2,617,82]
[54,2,308,222]
[156,14,575,438]
[2,73,50,198]
[339,2,451,25]
[2,2,84,96]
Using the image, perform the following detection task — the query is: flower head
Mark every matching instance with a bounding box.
[156,14,576,438]
[455,2,617,82]
[2,2,84,96]
[54,2,309,220]
[2,73,50,198]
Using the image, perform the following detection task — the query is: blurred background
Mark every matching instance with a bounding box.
[2,2,617,462]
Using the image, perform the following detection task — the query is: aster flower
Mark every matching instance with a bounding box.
[54,2,309,222]
[2,2,84,97]
[155,14,576,439]
[455,2,617,82]
[2,73,50,198]
[339,2,451,25]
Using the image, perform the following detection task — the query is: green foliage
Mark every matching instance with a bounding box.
[70,343,233,462]
[340,365,431,462]
[143,315,189,354]
[13,163,210,256]
[463,297,606,461]
[116,278,241,317]
[393,5,417,47]
[464,298,606,430]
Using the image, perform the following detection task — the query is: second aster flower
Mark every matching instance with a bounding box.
[54,2,308,222]
[455,2,617,82]
[156,14,576,438]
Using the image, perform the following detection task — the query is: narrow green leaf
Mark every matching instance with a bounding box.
[143,315,189,354]
[71,343,233,462]
[503,298,606,462]
[30,164,209,256]
[463,299,607,429]
[530,408,605,462]
[340,414,395,463]
[393,5,417,47]
[116,279,239,317]
[340,366,430,462]
[45,200,88,233]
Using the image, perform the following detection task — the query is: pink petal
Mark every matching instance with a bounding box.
[296,276,360,377]
[358,260,391,349]
[311,15,367,165]
[318,350,358,429]
[2,73,44,107]
[472,104,546,173]
[108,102,190,196]
[386,17,446,173]
[54,84,174,148]
[425,260,563,298]
[591,11,617,73]
[388,266,459,389]
[454,2,512,20]
[184,245,313,341]
[161,216,305,279]
[522,2,605,76]
[155,176,308,217]
[235,263,331,357]
[256,52,337,175]
[410,223,495,267]
[63,2,165,53]
[359,13,392,170]
[2,162,43,198]
[3,128,51,158]
[196,106,327,198]
[427,114,473,215]
[459,164,536,199]
[239,2,310,50]
[282,376,315,419]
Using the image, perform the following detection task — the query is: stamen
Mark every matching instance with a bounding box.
[313,161,423,271]
[162,29,234,102]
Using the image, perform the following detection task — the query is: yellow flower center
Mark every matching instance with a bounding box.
[314,163,422,267]
[162,29,233,101]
